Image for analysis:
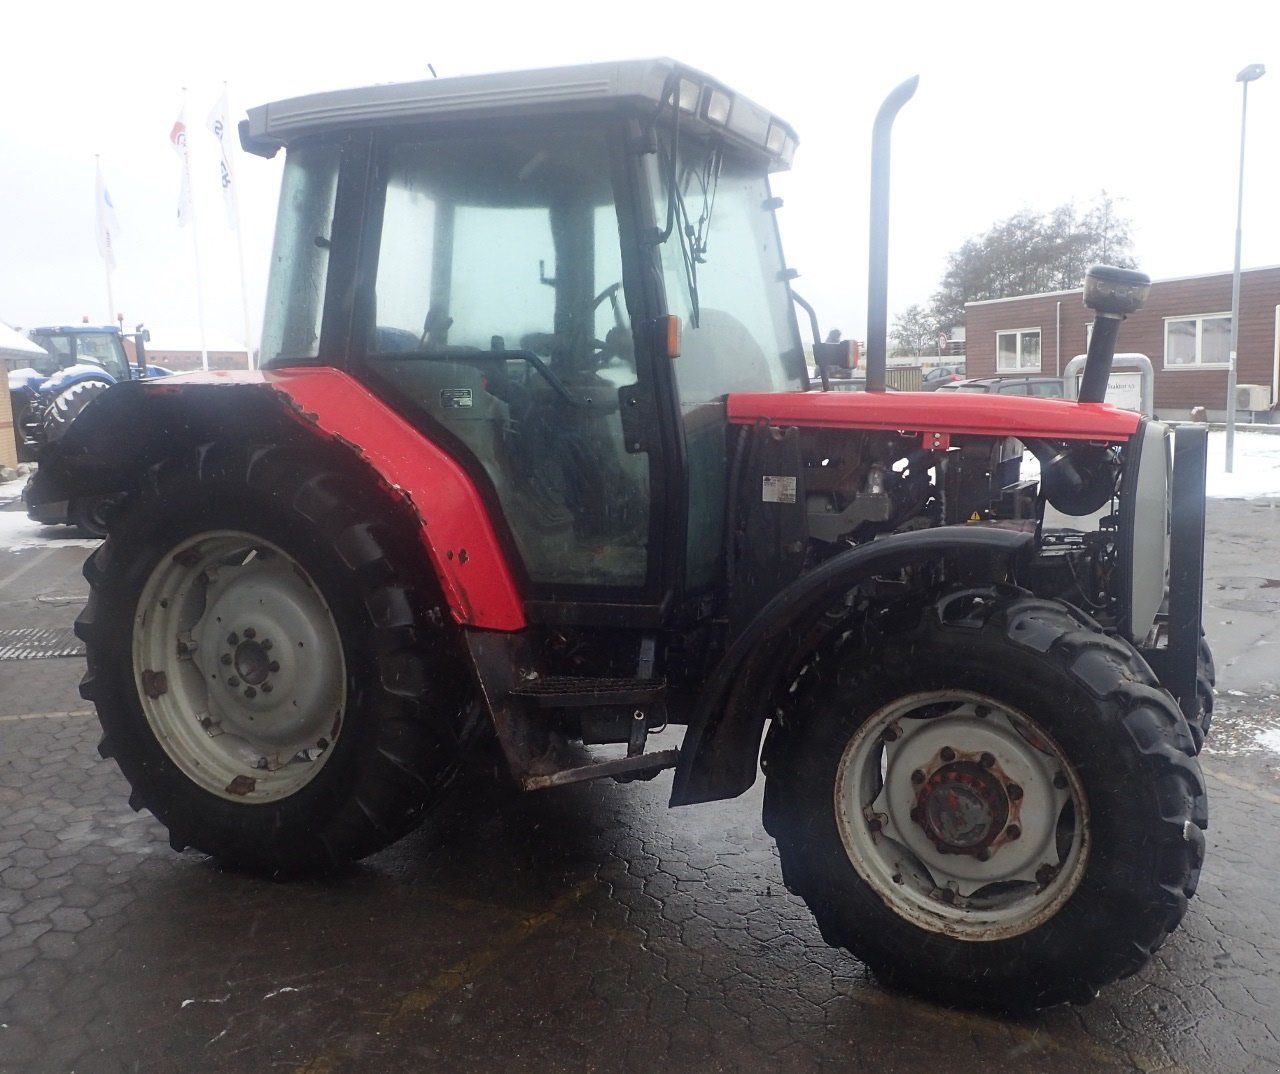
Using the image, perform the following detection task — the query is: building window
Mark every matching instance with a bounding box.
[1164,313,1231,368]
[996,328,1041,371]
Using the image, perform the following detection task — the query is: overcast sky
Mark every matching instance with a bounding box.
[2,0,1276,353]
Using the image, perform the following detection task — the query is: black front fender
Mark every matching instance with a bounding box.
[670,527,1035,806]
[24,381,306,513]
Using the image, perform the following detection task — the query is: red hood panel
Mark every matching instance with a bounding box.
[727,390,1141,441]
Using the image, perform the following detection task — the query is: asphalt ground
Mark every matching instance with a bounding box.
[1,500,1278,1074]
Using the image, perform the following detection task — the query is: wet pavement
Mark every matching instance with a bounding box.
[1,502,1279,1074]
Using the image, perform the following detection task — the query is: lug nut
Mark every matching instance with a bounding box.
[979,752,996,768]
[1006,824,1022,840]
[227,633,239,646]
[244,687,257,699]
[867,816,883,833]
[220,654,232,666]
[261,683,273,694]
[911,769,926,785]
[976,848,991,862]
[1007,783,1024,801]
[244,628,256,639]
[227,677,240,688]
[940,747,956,763]
[261,639,273,651]
[269,661,280,673]
[1053,772,1068,789]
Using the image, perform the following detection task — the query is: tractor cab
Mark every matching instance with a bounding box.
[251,60,804,613]
[28,325,134,380]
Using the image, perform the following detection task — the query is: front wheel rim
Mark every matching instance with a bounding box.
[133,530,347,803]
[834,690,1090,941]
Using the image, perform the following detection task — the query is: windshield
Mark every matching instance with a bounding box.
[648,133,804,404]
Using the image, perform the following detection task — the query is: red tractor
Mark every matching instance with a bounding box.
[33,60,1210,1011]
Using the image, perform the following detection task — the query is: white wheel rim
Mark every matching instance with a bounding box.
[133,530,347,803]
[834,690,1090,941]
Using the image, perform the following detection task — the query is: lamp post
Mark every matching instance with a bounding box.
[1226,63,1266,474]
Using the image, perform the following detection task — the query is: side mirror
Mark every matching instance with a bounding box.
[813,339,858,370]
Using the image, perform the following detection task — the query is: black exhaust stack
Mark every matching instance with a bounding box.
[1078,265,1150,403]
[865,76,919,394]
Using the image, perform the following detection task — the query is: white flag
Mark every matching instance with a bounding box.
[206,88,239,230]
[170,110,193,227]
[95,159,121,269]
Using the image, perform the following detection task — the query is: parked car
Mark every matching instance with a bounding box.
[919,366,965,390]
[935,375,1065,398]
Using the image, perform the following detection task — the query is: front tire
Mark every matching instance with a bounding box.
[766,590,1206,1010]
[76,442,480,874]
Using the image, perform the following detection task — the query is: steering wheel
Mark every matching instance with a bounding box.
[588,282,628,367]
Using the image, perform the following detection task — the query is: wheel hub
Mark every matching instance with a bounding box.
[230,632,276,687]
[915,761,1009,853]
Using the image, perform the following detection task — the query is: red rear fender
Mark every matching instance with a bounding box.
[146,368,526,631]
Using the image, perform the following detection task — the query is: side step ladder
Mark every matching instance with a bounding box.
[509,676,679,791]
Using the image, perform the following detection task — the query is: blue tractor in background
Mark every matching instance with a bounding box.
[10,323,172,535]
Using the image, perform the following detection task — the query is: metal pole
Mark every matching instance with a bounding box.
[1227,64,1265,471]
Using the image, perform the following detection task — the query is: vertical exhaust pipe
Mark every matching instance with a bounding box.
[865,75,919,394]
[1078,265,1150,403]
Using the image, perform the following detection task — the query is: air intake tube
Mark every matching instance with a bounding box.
[1078,265,1151,403]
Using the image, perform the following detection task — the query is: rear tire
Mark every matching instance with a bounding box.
[43,378,111,444]
[766,589,1206,1010]
[76,442,481,874]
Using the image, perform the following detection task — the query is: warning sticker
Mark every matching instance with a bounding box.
[762,476,797,504]
[440,388,474,410]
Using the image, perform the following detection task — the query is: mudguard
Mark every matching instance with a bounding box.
[670,526,1035,806]
[26,368,526,630]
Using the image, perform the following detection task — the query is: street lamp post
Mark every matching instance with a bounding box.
[1226,63,1266,474]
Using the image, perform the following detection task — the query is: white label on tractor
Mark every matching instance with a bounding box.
[440,388,474,410]
[762,476,797,504]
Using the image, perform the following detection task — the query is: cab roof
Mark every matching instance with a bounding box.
[241,57,797,167]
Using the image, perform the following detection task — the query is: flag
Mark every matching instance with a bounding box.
[95,159,121,269]
[206,87,239,230]
[170,109,193,227]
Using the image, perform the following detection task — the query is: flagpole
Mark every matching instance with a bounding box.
[235,224,253,367]
[95,155,117,323]
[225,83,255,367]
[177,89,210,371]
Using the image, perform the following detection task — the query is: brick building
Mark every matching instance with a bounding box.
[964,266,1280,419]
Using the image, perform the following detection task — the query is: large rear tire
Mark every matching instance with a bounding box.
[42,378,112,445]
[765,589,1207,1010]
[76,442,481,874]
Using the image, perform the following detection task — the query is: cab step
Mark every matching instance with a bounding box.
[510,676,664,708]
